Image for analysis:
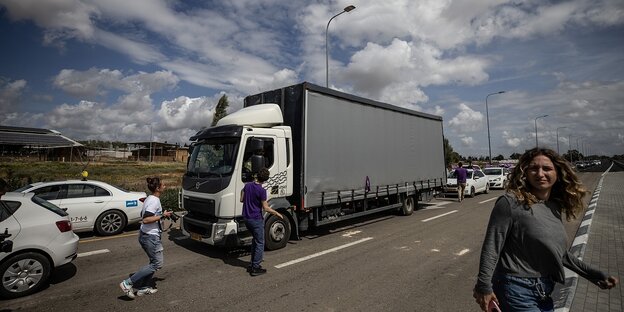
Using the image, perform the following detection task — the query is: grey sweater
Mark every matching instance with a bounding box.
[475,193,607,294]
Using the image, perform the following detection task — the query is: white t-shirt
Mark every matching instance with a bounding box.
[140,195,162,235]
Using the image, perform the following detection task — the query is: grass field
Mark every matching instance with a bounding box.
[1,158,186,210]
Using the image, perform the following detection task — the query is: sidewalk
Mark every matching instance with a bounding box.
[555,170,624,312]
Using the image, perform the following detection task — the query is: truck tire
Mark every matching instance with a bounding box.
[400,196,415,216]
[95,210,127,236]
[469,187,476,198]
[0,252,51,299]
[265,214,291,251]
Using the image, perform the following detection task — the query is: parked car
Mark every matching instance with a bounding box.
[15,180,146,236]
[442,169,489,198]
[0,192,79,299]
[483,167,509,189]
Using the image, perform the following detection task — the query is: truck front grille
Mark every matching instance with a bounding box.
[184,196,216,218]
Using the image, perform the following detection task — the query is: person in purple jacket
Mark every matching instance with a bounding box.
[240,168,283,276]
[455,162,468,202]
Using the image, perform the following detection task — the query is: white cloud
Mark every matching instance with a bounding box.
[460,136,475,146]
[502,131,522,148]
[448,103,484,132]
[0,79,27,112]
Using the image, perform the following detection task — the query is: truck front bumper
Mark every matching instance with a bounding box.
[181,216,240,246]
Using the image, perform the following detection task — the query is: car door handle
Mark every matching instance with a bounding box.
[93,201,105,203]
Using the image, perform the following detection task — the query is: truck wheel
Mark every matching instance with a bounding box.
[0,252,51,299]
[95,210,127,236]
[400,196,415,216]
[265,214,291,251]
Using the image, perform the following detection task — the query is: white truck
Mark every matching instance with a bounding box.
[180,82,446,250]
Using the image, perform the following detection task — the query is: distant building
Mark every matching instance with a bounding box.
[129,141,188,162]
[0,125,84,161]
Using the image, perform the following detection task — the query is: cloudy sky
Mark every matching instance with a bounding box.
[1,0,623,157]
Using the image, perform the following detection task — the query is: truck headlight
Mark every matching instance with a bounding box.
[214,224,227,242]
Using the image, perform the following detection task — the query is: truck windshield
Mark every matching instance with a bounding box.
[187,140,239,178]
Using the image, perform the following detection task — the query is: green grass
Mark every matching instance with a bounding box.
[1,159,186,211]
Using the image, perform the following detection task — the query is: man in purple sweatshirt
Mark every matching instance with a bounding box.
[455,162,468,202]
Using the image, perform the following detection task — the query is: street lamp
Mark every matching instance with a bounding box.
[534,114,548,148]
[556,126,567,155]
[485,91,505,164]
[149,123,153,162]
[326,5,356,87]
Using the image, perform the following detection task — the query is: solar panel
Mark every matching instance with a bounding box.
[0,131,80,147]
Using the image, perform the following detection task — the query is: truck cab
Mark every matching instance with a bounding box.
[181,104,294,250]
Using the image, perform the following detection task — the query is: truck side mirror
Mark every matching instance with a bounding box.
[251,155,265,173]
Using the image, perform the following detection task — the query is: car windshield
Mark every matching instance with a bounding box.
[14,184,35,192]
[32,195,68,217]
[187,139,239,178]
[484,168,503,175]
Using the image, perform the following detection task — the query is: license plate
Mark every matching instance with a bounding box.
[190,232,202,241]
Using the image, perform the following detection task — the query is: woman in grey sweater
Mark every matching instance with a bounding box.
[473,148,618,311]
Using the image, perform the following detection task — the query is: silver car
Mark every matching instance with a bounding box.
[0,192,79,299]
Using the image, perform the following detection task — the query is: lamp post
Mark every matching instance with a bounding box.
[568,134,574,163]
[534,114,548,148]
[326,5,356,87]
[556,126,567,155]
[485,91,505,165]
[149,124,153,162]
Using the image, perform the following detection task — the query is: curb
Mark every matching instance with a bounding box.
[553,164,613,311]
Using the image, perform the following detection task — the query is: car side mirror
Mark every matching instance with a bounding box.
[0,240,12,253]
[0,228,12,253]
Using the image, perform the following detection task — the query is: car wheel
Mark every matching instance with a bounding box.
[264,213,291,251]
[400,195,415,216]
[470,186,476,198]
[0,252,51,299]
[95,210,127,236]
[484,184,489,194]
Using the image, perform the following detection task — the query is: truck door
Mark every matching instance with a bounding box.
[237,136,278,214]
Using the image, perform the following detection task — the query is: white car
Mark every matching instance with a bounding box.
[16,180,146,236]
[0,192,79,299]
[442,169,489,198]
[483,167,509,189]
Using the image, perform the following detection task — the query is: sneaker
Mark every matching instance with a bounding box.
[119,279,135,299]
[137,287,158,296]
[246,265,252,273]
[250,266,267,276]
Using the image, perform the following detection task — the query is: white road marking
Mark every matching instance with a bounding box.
[275,237,373,269]
[342,230,362,237]
[431,249,440,252]
[456,248,470,256]
[77,249,110,258]
[421,210,458,222]
[479,197,499,204]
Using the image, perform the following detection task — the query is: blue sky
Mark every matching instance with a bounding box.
[1,0,623,157]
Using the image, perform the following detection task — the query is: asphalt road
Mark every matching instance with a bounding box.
[1,172,604,312]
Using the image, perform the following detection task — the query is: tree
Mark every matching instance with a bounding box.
[509,152,522,160]
[211,94,229,127]
[444,137,461,166]
[494,154,505,161]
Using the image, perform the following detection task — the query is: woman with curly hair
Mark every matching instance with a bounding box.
[473,148,618,311]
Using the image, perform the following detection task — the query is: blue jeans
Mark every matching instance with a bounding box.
[245,218,264,268]
[129,232,163,287]
[493,274,555,312]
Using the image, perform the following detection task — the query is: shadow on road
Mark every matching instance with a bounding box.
[166,229,250,270]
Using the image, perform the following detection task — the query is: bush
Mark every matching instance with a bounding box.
[161,188,183,212]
